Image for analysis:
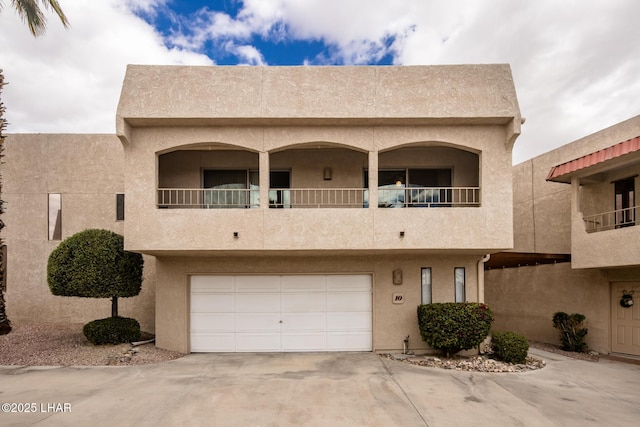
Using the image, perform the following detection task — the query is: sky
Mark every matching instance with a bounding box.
[0,0,638,164]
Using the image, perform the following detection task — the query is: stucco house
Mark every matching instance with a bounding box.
[486,114,640,357]
[3,64,521,353]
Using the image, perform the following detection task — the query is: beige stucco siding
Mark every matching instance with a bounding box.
[485,263,609,353]
[2,134,156,332]
[155,254,482,354]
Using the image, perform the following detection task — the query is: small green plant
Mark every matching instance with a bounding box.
[83,317,141,345]
[417,303,494,357]
[552,312,588,353]
[491,331,529,364]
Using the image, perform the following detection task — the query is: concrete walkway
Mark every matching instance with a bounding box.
[1,349,639,426]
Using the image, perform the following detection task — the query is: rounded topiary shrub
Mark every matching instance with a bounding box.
[491,331,529,364]
[48,229,143,299]
[83,317,141,345]
[417,303,494,357]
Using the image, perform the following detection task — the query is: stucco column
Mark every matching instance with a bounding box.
[368,151,378,208]
[259,151,270,209]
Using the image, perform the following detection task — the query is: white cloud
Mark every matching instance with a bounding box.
[0,0,212,133]
[1,0,639,164]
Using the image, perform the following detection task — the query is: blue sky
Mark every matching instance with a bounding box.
[0,0,639,163]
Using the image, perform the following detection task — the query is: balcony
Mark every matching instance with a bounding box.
[376,186,480,208]
[157,186,481,209]
[583,206,638,233]
[126,144,512,255]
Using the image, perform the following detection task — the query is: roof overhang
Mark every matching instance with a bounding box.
[546,136,640,184]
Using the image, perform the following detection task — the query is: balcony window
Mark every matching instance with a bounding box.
[202,169,259,209]
[583,177,638,233]
[614,178,635,228]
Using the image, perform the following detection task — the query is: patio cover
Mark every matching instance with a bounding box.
[546,136,640,183]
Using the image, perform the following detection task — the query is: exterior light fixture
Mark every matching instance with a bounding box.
[399,231,405,237]
[323,167,332,180]
[233,232,239,239]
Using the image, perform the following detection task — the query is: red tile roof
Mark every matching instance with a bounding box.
[546,136,640,182]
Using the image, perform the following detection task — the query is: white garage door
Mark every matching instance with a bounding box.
[190,274,372,352]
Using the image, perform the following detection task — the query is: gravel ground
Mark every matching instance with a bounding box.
[0,323,598,368]
[0,323,184,366]
[383,340,599,373]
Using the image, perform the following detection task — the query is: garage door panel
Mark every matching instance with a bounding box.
[326,275,371,291]
[327,332,371,351]
[191,293,234,313]
[191,333,235,352]
[327,312,371,331]
[235,275,281,292]
[327,292,371,312]
[282,332,326,351]
[191,313,234,332]
[236,313,281,332]
[235,293,280,312]
[236,333,281,352]
[281,293,326,312]
[281,312,326,331]
[191,275,235,292]
[281,275,326,292]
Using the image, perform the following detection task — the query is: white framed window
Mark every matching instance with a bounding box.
[48,193,62,240]
[421,268,432,304]
[454,267,465,302]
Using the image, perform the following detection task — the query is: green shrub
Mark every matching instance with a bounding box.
[552,312,588,352]
[491,331,529,364]
[83,317,141,345]
[48,229,143,299]
[48,229,144,318]
[417,303,494,357]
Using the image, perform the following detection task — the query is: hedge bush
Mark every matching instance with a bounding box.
[417,303,494,357]
[491,331,529,364]
[552,312,588,352]
[48,229,143,299]
[83,316,141,345]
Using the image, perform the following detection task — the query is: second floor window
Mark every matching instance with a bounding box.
[48,193,62,240]
[614,177,635,228]
[203,169,259,208]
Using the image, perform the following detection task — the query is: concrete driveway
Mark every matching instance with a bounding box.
[1,349,639,426]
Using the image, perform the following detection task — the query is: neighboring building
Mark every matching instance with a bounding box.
[3,65,522,354]
[486,114,640,357]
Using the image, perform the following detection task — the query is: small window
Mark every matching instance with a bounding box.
[454,267,465,302]
[116,194,125,221]
[421,268,432,304]
[48,193,62,240]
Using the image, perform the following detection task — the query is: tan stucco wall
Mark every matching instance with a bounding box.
[512,114,640,256]
[117,65,520,126]
[2,134,156,332]
[485,263,610,353]
[124,125,514,254]
[154,254,483,353]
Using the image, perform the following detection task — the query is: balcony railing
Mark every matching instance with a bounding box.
[583,206,638,233]
[157,188,260,208]
[270,188,366,208]
[377,187,480,208]
[157,186,481,209]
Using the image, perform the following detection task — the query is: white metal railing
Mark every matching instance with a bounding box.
[157,186,481,209]
[157,188,259,208]
[377,187,480,208]
[269,188,366,208]
[583,206,638,233]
